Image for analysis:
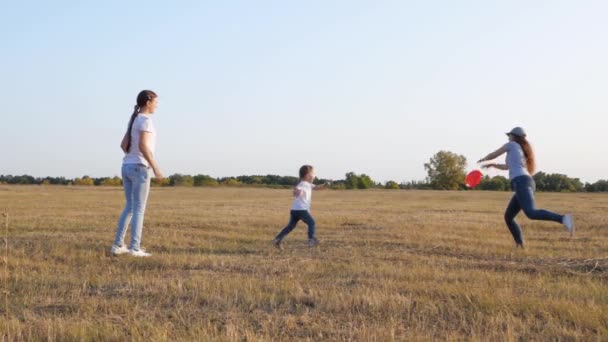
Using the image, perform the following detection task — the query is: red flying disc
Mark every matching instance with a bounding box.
[465,170,483,188]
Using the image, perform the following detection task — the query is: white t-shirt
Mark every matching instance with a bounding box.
[504,141,530,180]
[123,114,156,167]
[291,181,316,211]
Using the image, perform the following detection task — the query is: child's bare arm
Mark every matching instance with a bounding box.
[314,182,331,190]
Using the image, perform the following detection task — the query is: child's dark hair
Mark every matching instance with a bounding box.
[124,90,157,152]
[299,165,313,179]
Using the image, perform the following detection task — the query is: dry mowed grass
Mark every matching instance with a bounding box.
[0,185,607,341]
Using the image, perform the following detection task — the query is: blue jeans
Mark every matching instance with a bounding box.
[504,175,563,245]
[113,163,151,251]
[276,210,316,240]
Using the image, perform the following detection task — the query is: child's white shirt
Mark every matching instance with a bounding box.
[291,181,315,210]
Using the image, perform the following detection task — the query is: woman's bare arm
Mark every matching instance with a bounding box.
[483,163,508,170]
[120,132,129,153]
[478,145,507,163]
[139,132,163,179]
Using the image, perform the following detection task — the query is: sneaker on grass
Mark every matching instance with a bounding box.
[562,214,574,238]
[110,245,129,255]
[129,249,152,257]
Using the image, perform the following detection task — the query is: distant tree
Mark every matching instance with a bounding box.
[400,180,432,190]
[40,176,69,185]
[73,176,94,186]
[344,172,375,189]
[314,178,332,186]
[151,178,170,187]
[476,175,510,191]
[169,174,194,187]
[585,179,608,192]
[232,175,298,187]
[220,177,242,186]
[3,175,38,184]
[345,172,359,189]
[101,176,122,186]
[193,174,219,187]
[358,174,375,189]
[385,181,400,189]
[236,175,255,184]
[534,172,584,192]
[424,151,467,190]
[330,182,346,190]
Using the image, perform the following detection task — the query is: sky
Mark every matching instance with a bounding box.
[1,0,606,183]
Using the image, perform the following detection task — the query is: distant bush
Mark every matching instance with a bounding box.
[99,177,122,186]
[345,172,376,189]
[151,178,170,187]
[193,174,219,187]
[169,174,194,187]
[220,177,242,186]
[476,176,510,191]
[385,181,400,190]
[73,176,94,186]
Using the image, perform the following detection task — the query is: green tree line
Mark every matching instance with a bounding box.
[1,150,606,192]
[1,172,605,192]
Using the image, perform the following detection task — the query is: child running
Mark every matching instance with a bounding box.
[272,165,328,249]
[478,127,574,248]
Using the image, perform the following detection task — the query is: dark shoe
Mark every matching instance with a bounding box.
[308,238,320,247]
[272,238,283,250]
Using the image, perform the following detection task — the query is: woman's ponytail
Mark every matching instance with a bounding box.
[124,90,157,153]
[124,105,140,152]
[514,136,536,174]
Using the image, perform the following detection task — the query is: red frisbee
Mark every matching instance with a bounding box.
[465,170,483,188]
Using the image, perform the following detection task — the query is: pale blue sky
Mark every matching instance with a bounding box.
[1,1,606,183]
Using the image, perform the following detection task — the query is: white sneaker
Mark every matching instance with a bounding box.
[129,249,152,257]
[562,214,574,238]
[110,245,129,255]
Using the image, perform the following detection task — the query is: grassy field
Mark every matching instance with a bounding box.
[0,185,607,341]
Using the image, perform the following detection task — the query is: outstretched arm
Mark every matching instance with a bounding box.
[293,182,331,196]
[483,163,508,170]
[313,182,331,190]
[478,145,507,163]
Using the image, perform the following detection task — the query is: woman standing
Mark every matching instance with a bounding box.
[478,127,574,248]
[111,90,163,257]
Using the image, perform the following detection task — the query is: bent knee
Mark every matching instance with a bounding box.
[522,209,540,220]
